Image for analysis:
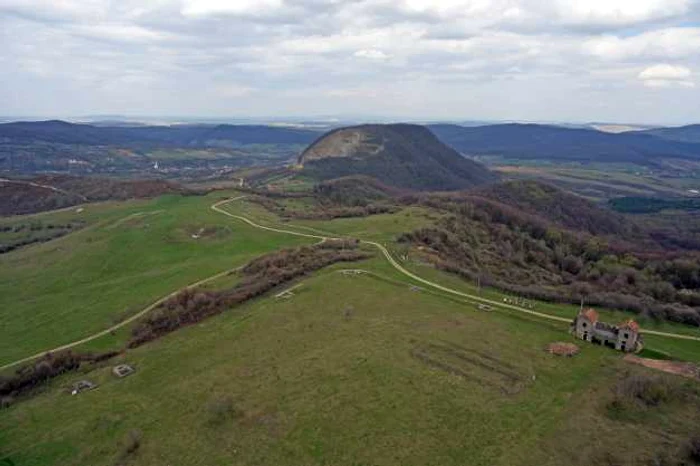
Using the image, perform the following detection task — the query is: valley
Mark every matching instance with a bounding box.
[2,122,700,466]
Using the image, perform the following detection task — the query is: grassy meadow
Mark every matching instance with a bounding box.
[3,270,700,466]
[221,197,700,363]
[0,192,311,366]
[2,192,700,466]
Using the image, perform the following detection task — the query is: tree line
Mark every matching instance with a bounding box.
[398,193,700,326]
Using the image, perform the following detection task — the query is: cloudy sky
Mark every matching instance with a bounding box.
[1,0,699,124]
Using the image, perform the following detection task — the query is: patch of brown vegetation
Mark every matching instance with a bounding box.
[0,350,119,401]
[411,341,523,395]
[0,175,192,216]
[624,354,700,380]
[128,240,372,348]
[546,342,580,357]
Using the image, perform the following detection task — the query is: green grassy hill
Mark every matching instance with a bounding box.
[0,193,311,366]
[2,191,700,466]
[3,268,700,466]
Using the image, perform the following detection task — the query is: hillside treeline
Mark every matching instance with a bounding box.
[0,175,189,216]
[245,175,404,220]
[0,221,83,254]
[129,240,371,347]
[398,188,700,326]
[248,195,397,221]
[0,350,118,401]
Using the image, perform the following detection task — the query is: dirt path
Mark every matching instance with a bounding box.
[3,194,698,372]
[0,265,242,372]
[214,196,700,341]
[624,354,699,379]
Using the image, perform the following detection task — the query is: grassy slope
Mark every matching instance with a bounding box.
[223,197,700,362]
[4,193,695,366]
[2,271,697,466]
[0,192,310,366]
[2,194,700,465]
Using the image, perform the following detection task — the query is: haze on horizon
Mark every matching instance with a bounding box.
[1,0,700,126]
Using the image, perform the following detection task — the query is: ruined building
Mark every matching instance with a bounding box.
[571,308,642,352]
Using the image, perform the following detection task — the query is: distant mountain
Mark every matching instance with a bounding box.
[297,124,499,191]
[428,123,700,165]
[474,180,635,237]
[0,120,320,148]
[639,124,700,144]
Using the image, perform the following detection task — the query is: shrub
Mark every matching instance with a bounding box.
[0,350,118,398]
[115,429,142,465]
[206,397,243,426]
[616,374,672,407]
[129,242,373,348]
[606,373,682,420]
[687,436,700,463]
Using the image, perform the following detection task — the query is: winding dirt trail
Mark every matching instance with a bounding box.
[0,265,242,372]
[3,195,698,372]
[213,197,700,342]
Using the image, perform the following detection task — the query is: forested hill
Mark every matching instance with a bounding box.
[640,124,700,144]
[298,124,499,191]
[0,175,188,216]
[428,123,700,165]
[0,120,321,148]
[474,180,635,237]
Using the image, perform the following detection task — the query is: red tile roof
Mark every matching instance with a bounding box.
[619,319,640,332]
[580,308,599,323]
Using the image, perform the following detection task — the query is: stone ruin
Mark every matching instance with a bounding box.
[112,364,135,378]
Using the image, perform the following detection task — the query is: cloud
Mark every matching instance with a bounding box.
[1,0,700,124]
[553,0,691,26]
[639,64,691,80]
[180,0,284,17]
[215,84,256,97]
[353,49,390,60]
[584,27,700,62]
[638,64,694,88]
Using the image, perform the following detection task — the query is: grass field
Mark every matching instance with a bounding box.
[2,270,699,466]
[0,192,310,366]
[219,197,700,362]
[2,192,700,466]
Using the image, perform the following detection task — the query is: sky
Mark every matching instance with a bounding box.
[1,0,700,125]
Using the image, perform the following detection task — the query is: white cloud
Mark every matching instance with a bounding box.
[69,24,170,43]
[215,84,256,97]
[584,27,700,61]
[354,49,390,60]
[639,64,691,80]
[1,0,700,123]
[0,0,108,21]
[553,0,690,26]
[638,64,694,88]
[180,0,284,17]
